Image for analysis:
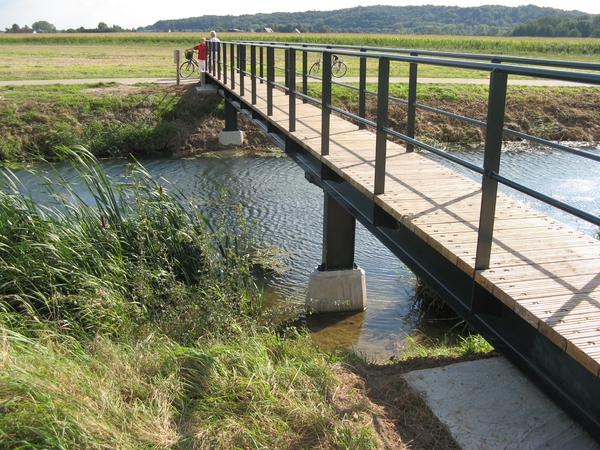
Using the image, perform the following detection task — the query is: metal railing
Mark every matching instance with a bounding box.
[207,40,600,270]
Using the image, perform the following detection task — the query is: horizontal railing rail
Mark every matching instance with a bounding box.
[235,41,600,72]
[207,40,600,269]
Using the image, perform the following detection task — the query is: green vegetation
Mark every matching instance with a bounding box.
[145,5,593,36]
[0,148,489,447]
[512,14,600,37]
[0,147,263,340]
[6,21,134,34]
[0,83,223,164]
[0,148,367,448]
[4,31,600,57]
[2,33,600,83]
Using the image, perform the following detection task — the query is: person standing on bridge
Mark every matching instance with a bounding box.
[209,30,220,43]
[207,30,220,72]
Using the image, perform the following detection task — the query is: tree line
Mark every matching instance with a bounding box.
[5,5,599,37]
[5,21,134,34]
[511,14,600,37]
[145,5,593,36]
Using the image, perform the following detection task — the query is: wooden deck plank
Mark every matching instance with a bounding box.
[222,79,600,378]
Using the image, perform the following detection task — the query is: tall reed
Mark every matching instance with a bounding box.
[0,148,381,448]
[0,146,262,340]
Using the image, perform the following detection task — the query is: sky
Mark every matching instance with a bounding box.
[1,0,599,32]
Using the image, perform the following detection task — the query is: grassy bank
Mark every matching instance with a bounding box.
[2,81,600,165]
[0,148,355,448]
[0,83,227,164]
[0,148,491,448]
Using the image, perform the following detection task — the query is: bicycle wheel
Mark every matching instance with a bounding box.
[331,61,347,78]
[309,62,321,76]
[179,60,196,78]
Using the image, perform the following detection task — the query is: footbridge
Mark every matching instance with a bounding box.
[201,40,600,441]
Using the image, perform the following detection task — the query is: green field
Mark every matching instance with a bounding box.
[1,32,600,81]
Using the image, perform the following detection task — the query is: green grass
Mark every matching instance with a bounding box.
[1,316,361,449]
[4,32,600,58]
[0,83,216,163]
[2,32,599,81]
[0,147,381,448]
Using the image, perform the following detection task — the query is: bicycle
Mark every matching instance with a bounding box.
[179,50,200,78]
[309,53,347,78]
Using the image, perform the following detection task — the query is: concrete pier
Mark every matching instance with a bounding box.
[218,130,244,146]
[306,267,367,313]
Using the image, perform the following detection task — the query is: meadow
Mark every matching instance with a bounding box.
[2,32,600,81]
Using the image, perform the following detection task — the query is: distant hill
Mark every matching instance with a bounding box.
[140,5,589,36]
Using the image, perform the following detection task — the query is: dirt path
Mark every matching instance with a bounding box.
[1,76,596,87]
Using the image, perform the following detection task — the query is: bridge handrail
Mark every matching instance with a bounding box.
[223,42,600,153]
[233,40,600,72]
[207,40,600,269]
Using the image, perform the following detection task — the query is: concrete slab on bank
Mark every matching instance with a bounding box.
[404,357,599,449]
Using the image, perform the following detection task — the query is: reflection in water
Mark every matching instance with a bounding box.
[305,311,365,352]
[12,145,600,361]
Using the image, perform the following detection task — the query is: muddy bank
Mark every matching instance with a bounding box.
[173,83,600,155]
[1,82,598,164]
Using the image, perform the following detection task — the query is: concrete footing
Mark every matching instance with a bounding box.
[194,72,218,94]
[195,84,218,94]
[306,267,367,313]
[218,130,244,146]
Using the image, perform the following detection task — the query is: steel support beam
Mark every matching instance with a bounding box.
[321,193,356,271]
[224,97,238,132]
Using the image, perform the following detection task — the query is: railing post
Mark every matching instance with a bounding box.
[209,40,221,80]
[222,43,227,84]
[217,41,222,80]
[358,48,367,130]
[267,46,274,117]
[259,46,264,83]
[374,57,390,195]
[288,47,296,132]
[230,43,235,90]
[239,44,246,96]
[174,49,181,86]
[407,52,418,152]
[320,52,333,156]
[475,68,508,270]
[302,45,308,103]
[284,46,290,92]
[251,45,257,105]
